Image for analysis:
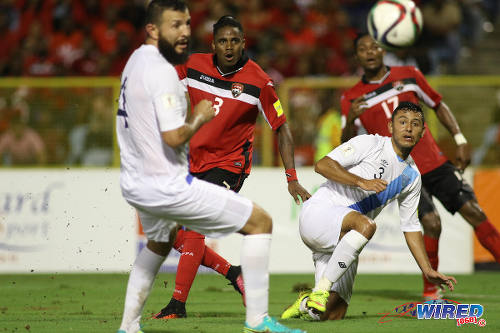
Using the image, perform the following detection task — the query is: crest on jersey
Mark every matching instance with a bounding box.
[392,81,404,91]
[231,82,244,98]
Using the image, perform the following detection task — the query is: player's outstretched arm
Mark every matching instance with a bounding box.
[276,123,312,204]
[162,99,215,148]
[404,231,457,291]
[341,97,367,143]
[434,102,471,171]
[315,156,387,192]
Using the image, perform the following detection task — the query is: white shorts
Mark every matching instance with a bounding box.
[313,252,358,304]
[299,193,355,253]
[123,173,253,242]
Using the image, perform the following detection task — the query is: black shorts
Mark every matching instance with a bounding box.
[417,161,476,219]
[191,167,248,193]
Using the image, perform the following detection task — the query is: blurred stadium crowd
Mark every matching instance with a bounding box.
[0,0,499,166]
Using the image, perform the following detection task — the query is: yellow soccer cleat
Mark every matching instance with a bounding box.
[306,290,329,313]
[281,292,311,319]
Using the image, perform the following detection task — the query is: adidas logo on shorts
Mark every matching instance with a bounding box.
[338,262,347,269]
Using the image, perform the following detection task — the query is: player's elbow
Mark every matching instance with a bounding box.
[314,157,330,175]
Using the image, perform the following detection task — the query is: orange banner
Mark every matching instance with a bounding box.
[473,169,500,263]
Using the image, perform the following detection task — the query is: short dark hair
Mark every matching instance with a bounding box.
[146,0,187,25]
[213,15,243,36]
[392,101,425,123]
[353,32,370,51]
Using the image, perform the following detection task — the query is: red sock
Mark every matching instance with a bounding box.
[474,220,500,263]
[423,235,439,293]
[172,231,205,302]
[201,246,231,276]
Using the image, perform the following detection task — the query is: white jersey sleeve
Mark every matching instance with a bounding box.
[144,63,186,132]
[326,134,379,168]
[397,169,422,232]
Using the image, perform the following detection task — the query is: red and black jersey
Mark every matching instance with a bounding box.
[176,53,286,174]
[341,66,447,175]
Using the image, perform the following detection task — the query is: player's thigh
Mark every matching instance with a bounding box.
[137,209,178,243]
[422,162,476,214]
[143,177,253,238]
[300,196,355,253]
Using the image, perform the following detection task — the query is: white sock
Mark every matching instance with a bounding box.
[119,247,166,332]
[321,230,368,290]
[241,234,271,327]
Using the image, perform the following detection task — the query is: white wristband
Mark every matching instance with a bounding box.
[454,133,467,145]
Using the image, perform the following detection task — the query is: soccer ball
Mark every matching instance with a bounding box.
[367,0,423,50]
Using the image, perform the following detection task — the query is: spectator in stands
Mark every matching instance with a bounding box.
[421,0,462,74]
[0,109,46,165]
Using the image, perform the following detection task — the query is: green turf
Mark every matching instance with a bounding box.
[0,272,499,332]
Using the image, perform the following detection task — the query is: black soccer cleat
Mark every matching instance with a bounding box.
[226,265,246,306]
[152,298,187,320]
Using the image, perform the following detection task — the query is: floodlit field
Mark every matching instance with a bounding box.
[1,272,499,332]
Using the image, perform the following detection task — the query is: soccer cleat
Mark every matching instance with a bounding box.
[281,292,310,319]
[152,298,187,319]
[306,290,329,313]
[243,316,306,333]
[117,323,144,333]
[117,330,144,333]
[228,265,246,306]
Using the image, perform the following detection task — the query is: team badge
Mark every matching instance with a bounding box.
[392,81,404,91]
[231,82,244,98]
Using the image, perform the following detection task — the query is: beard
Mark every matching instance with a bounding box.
[158,34,189,65]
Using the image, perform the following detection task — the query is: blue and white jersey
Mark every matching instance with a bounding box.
[318,134,421,232]
[116,44,188,184]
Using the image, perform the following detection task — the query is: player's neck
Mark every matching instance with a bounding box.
[391,138,411,161]
[364,65,388,82]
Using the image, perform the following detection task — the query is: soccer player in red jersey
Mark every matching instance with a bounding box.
[341,34,500,301]
[152,15,311,319]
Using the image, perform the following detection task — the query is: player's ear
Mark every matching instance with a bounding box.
[388,119,394,135]
[146,23,159,40]
[211,40,215,52]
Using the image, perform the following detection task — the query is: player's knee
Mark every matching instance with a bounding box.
[459,200,487,226]
[357,217,376,239]
[421,211,441,237]
[239,203,272,235]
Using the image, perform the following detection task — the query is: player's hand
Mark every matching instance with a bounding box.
[358,178,387,193]
[347,97,368,123]
[193,99,215,123]
[288,181,312,205]
[455,143,471,172]
[424,270,457,292]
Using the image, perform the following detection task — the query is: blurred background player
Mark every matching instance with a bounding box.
[341,34,500,300]
[282,102,456,321]
[116,1,305,333]
[153,15,311,319]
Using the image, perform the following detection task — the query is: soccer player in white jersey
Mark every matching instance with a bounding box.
[281,102,457,321]
[116,1,304,333]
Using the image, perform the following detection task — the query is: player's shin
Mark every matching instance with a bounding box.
[119,247,166,331]
[241,234,271,327]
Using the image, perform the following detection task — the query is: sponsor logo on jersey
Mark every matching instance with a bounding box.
[273,99,283,116]
[340,143,354,156]
[392,80,404,91]
[231,82,244,98]
[200,74,215,83]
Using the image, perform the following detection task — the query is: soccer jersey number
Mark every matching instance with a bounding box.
[117,77,129,128]
[381,96,399,119]
[214,97,223,116]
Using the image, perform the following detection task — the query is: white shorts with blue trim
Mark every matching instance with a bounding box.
[123,173,253,241]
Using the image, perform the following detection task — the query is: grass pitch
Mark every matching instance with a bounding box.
[0,272,499,332]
